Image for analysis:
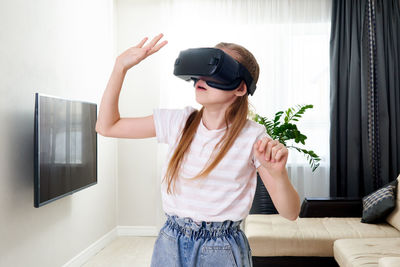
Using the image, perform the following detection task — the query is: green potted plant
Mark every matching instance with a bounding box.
[249,104,321,215]
[249,104,321,172]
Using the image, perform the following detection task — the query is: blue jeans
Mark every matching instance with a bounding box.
[150,212,253,267]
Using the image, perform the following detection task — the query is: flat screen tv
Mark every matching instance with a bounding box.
[34,93,97,207]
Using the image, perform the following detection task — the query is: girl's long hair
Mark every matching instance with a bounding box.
[163,42,260,195]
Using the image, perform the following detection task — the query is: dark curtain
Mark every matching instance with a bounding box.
[330,0,400,197]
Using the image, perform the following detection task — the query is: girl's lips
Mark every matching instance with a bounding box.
[195,80,208,91]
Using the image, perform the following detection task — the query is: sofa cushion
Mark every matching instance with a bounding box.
[361,179,398,223]
[244,214,400,257]
[379,257,400,267]
[386,175,400,231]
[334,238,400,267]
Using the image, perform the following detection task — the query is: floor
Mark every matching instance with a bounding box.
[82,221,247,266]
[82,236,157,267]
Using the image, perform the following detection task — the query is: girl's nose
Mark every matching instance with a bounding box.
[192,78,199,87]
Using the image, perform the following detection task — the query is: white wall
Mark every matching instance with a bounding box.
[0,1,118,266]
[115,0,166,229]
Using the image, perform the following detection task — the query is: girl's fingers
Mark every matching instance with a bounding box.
[271,145,277,161]
[265,141,272,161]
[257,139,262,152]
[266,140,279,161]
[255,140,263,155]
[255,137,285,163]
[258,137,270,153]
[254,137,288,166]
[257,139,263,152]
[275,149,283,161]
[271,143,282,161]
[135,37,148,48]
[144,33,164,50]
[148,40,168,56]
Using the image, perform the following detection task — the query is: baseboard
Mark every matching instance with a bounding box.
[62,225,159,267]
[62,228,117,267]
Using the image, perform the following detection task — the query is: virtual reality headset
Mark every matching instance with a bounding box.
[173,47,257,96]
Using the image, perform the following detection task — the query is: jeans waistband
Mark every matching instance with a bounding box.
[164,212,242,239]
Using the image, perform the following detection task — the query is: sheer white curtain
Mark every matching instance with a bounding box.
[157,0,332,203]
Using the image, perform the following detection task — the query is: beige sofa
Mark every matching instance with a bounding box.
[333,175,400,267]
[244,175,400,267]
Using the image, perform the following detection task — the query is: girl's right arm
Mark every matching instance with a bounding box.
[95,33,167,139]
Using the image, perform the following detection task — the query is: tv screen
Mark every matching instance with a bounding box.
[34,93,97,207]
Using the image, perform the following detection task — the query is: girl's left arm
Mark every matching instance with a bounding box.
[253,137,301,221]
[256,166,300,220]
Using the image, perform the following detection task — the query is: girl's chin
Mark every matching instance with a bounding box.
[195,98,209,106]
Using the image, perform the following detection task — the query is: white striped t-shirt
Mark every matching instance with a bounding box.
[153,105,270,222]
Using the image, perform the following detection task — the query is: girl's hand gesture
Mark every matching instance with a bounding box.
[253,137,289,176]
[116,33,168,72]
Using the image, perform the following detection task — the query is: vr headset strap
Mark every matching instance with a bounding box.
[239,65,256,96]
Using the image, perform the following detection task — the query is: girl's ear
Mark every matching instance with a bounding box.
[234,81,247,96]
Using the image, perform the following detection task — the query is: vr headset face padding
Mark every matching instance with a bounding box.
[173,48,257,96]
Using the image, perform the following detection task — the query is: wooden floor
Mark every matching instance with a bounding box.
[82,236,157,267]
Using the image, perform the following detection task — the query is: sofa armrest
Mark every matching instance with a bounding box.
[299,197,363,218]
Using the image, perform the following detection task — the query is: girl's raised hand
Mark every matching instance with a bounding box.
[116,33,168,72]
[253,137,289,176]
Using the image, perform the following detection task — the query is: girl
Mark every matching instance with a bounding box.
[96,33,301,267]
